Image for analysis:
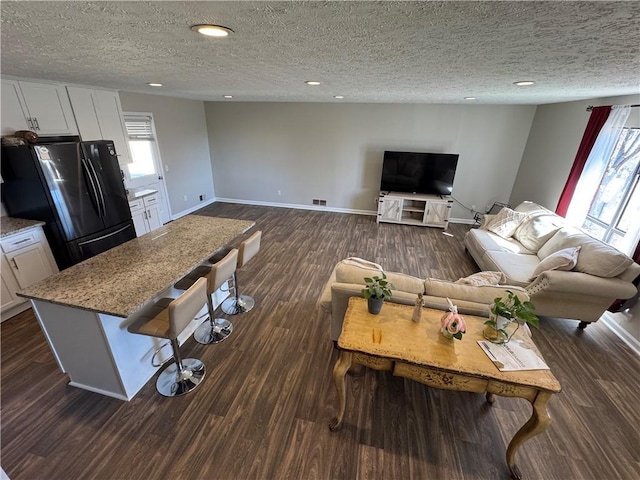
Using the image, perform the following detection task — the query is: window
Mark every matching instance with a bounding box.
[123,114,160,182]
[579,128,640,254]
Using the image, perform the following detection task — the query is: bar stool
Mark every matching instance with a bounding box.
[175,249,239,344]
[127,277,208,397]
[221,230,262,315]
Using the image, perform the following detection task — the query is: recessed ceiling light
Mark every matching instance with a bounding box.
[191,24,234,37]
[148,83,163,87]
[464,96,476,100]
[305,81,321,86]
[334,95,344,99]
[513,80,535,86]
[223,95,233,99]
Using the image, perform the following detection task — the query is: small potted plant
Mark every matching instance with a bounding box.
[484,290,539,344]
[362,273,394,314]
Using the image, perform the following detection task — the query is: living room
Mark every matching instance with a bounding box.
[1,2,639,479]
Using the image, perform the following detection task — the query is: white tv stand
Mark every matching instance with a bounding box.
[377,192,453,229]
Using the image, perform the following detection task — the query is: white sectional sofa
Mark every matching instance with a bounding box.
[464,201,640,327]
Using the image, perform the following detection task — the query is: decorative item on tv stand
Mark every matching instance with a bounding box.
[361,273,394,314]
[483,290,540,344]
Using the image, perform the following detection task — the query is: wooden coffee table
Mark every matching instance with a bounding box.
[328,297,561,479]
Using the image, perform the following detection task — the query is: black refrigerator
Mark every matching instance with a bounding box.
[1,138,136,270]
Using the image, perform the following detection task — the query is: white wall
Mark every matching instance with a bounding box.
[118,92,215,217]
[510,94,640,209]
[204,102,536,220]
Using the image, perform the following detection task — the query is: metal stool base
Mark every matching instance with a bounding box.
[156,358,205,397]
[221,295,255,315]
[194,318,233,344]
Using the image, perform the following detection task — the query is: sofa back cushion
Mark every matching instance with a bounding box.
[484,207,528,238]
[513,214,564,253]
[424,278,529,304]
[334,261,424,295]
[537,227,634,277]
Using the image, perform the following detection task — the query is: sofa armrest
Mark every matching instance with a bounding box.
[527,270,638,299]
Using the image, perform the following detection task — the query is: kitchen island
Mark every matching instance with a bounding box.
[18,214,254,400]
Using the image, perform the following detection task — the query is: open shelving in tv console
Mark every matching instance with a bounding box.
[377,192,453,229]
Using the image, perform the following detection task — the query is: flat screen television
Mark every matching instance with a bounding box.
[380,151,459,196]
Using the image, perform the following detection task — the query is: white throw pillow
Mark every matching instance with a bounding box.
[485,208,528,239]
[530,246,581,279]
[455,271,506,286]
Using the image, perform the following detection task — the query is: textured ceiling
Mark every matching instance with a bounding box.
[1,1,639,105]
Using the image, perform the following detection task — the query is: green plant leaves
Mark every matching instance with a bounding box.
[361,272,395,300]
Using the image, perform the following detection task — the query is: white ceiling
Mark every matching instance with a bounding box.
[1,1,639,105]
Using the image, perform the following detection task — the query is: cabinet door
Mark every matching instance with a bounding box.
[130,209,149,237]
[1,80,30,135]
[18,81,78,135]
[378,197,403,222]
[1,256,23,313]
[424,202,450,226]
[145,205,162,232]
[5,243,56,289]
[67,86,103,140]
[94,90,132,165]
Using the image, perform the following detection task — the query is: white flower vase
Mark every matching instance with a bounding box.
[484,313,510,344]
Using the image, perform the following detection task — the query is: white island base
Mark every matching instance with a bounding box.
[31,285,229,401]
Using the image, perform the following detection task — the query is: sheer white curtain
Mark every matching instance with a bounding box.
[566,105,631,226]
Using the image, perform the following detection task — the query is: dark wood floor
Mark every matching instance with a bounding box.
[2,203,639,479]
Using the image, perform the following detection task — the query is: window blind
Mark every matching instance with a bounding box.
[124,115,154,140]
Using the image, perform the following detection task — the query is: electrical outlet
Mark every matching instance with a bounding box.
[183,195,188,201]
[277,190,281,196]
[471,204,476,212]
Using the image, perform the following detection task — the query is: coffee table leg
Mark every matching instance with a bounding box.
[328,350,352,432]
[506,391,553,479]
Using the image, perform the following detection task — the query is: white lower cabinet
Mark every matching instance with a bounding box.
[129,193,162,237]
[0,225,59,320]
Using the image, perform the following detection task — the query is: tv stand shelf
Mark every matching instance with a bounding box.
[377,192,453,229]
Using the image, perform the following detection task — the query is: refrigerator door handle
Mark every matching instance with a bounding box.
[81,158,103,218]
[77,224,132,246]
[86,158,107,218]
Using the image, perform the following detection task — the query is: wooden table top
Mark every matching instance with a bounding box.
[339,297,561,393]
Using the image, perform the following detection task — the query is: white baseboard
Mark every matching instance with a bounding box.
[600,312,640,355]
[213,198,478,224]
[214,197,374,216]
[171,198,217,220]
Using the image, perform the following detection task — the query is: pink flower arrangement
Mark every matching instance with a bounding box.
[440,298,466,340]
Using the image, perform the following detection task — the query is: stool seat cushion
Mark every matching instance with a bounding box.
[127,297,173,339]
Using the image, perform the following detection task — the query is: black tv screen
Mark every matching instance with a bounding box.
[380,151,459,196]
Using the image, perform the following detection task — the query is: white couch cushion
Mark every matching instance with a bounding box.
[485,207,529,238]
[538,227,633,278]
[481,251,540,286]
[334,261,424,295]
[466,228,534,255]
[513,214,564,253]
[530,246,580,279]
[424,278,529,304]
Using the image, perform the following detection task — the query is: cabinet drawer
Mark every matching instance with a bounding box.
[128,199,144,212]
[143,193,159,207]
[1,230,39,253]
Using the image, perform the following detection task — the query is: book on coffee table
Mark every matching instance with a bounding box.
[477,340,550,372]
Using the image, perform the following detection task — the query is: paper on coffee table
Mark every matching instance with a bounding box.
[477,340,550,372]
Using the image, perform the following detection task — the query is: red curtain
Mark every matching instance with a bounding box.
[555,106,612,216]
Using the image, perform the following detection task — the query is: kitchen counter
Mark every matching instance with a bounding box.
[127,188,158,201]
[0,217,45,238]
[19,214,254,317]
[22,213,255,401]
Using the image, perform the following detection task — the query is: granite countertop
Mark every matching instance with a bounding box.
[127,189,158,201]
[1,217,45,238]
[18,215,254,317]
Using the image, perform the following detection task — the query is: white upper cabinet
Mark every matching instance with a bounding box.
[67,86,133,165]
[1,79,78,136]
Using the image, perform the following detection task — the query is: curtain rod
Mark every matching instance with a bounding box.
[586,103,640,112]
